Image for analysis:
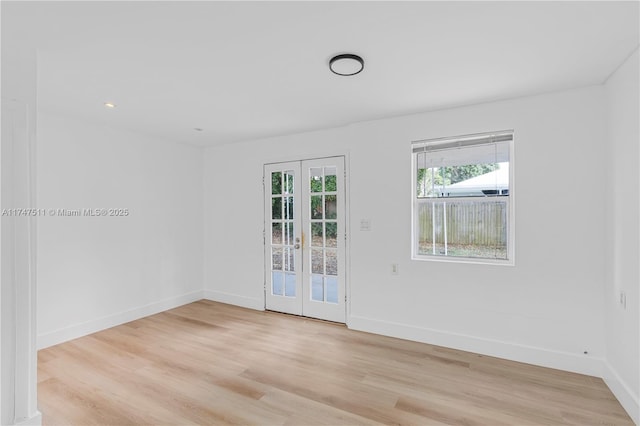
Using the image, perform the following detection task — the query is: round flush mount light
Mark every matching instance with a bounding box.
[104,102,116,109]
[329,54,364,76]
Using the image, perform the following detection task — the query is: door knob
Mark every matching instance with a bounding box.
[294,243,301,249]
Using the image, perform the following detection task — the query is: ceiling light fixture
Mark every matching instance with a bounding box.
[104,102,116,109]
[329,54,364,76]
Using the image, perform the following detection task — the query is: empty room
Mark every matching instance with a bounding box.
[1,1,639,425]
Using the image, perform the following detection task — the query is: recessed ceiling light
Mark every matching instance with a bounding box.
[329,54,364,76]
[194,128,203,132]
[104,102,116,109]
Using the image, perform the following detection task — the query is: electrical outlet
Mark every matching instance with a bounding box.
[391,263,399,275]
[620,291,627,310]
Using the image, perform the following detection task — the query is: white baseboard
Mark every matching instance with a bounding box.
[603,361,639,425]
[348,314,604,377]
[15,411,42,426]
[203,290,264,311]
[37,291,204,349]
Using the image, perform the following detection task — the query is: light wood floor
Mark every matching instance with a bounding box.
[38,300,633,425]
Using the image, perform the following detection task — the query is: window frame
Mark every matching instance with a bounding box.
[411,131,515,266]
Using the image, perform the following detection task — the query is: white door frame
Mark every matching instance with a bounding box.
[1,97,41,425]
[263,154,350,324]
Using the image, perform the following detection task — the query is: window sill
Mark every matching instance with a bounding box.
[411,255,515,266]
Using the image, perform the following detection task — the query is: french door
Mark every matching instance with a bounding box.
[264,157,346,323]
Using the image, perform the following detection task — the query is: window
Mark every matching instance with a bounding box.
[412,131,514,264]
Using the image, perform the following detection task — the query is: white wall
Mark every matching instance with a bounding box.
[604,48,640,424]
[204,86,608,376]
[36,111,204,348]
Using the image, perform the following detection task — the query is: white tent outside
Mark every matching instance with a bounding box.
[442,163,509,197]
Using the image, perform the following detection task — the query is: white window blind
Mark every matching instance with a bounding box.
[414,131,512,199]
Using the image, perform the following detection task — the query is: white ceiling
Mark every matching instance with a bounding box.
[4,1,639,146]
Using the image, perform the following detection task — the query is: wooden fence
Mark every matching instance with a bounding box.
[417,199,507,247]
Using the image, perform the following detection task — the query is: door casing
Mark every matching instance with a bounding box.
[263,154,349,324]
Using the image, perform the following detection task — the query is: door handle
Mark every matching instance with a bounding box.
[294,244,301,249]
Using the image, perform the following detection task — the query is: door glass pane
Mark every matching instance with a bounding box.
[326,276,338,304]
[311,195,323,219]
[285,273,296,297]
[326,249,337,275]
[324,167,337,192]
[272,197,282,219]
[310,168,323,192]
[284,171,294,194]
[271,172,282,195]
[283,247,289,271]
[325,195,336,219]
[272,247,282,270]
[284,196,294,220]
[325,222,337,248]
[284,247,294,272]
[311,275,323,301]
[272,223,282,244]
[272,271,284,296]
[311,249,323,274]
[285,222,294,246]
[311,223,323,247]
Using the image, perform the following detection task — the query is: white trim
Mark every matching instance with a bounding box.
[261,154,350,324]
[411,131,516,267]
[203,290,265,311]
[343,153,351,328]
[348,314,604,377]
[2,95,40,425]
[14,411,42,426]
[37,291,204,350]
[603,361,640,424]
[410,254,514,267]
[262,148,351,168]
